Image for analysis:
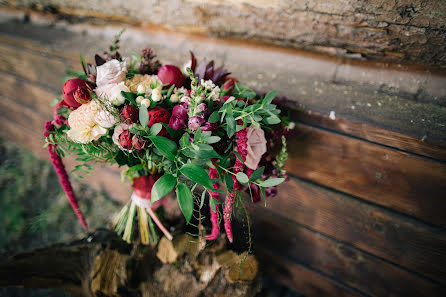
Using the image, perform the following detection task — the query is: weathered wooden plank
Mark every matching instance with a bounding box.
[250,207,446,297]
[286,124,446,227]
[0,72,56,117]
[268,177,446,285]
[291,107,446,161]
[0,43,70,91]
[256,248,364,297]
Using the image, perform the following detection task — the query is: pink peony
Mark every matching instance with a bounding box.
[245,125,267,170]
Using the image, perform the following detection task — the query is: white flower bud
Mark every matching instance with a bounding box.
[170,93,179,103]
[141,99,151,107]
[136,96,144,104]
[151,88,162,102]
[137,84,146,94]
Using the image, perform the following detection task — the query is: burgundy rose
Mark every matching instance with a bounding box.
[73,85,92,104]
[63,78,91,108]
[121,105,139,124]
[148,106,170,127]
[148,106,170,136]
[188,116,205,131]
[119,130,133,150]
[157,65,184,88]
[168,104,188,130]
[132,135,146,150]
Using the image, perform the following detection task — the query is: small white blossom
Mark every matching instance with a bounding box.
[137,84,146,94]
[209,86,221,101]
[170,93,179,103]
[136,96,144,104]
[151,87,162,102]
[141,99,151,107]
[201,79,215,90]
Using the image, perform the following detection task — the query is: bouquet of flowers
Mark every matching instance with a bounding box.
[44,32,291,245]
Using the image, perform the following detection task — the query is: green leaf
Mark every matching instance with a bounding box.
[176,183,194,224]
[151,173,177,203]
[210,197,221,213]
[150,123,162,136]
[200,190,206,209]
[224,173,233,193]
[121,91,138,106]
[208,111,220,123]
[206,136,221,144]
[260,186,266,199]
[149,136,177,161]
[180,163,214,190]
[263,90,278,105]
[234,151,244,163]
[258,177,285,187]
[226,114,236,137]
[264,115,281,125]
[249,166,265,181]
[166,84,175,99]
[236,172,249,185]
[139,104,149,128]
[162,123,183,140]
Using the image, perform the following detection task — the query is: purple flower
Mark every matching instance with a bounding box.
[188,116,205,131]
[168,104,188,130]
[196,103,208,114]
[265,186,278,198]
[201,122,217,132]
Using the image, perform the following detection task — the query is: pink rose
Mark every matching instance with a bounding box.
[245,125,267,170]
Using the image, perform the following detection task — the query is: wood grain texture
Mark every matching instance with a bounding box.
[250,206,446,297]
[292,107,446,161]
[256,248,363,297]
[286,124,446,227]
[268,177,446,285]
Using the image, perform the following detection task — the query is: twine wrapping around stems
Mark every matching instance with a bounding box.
[131,192,173,241]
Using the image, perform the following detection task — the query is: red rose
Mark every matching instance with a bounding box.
[121,105,139,124]
[148,106,170,136]
[73,85,92,104]
[157,65,184,88]
[119,130,133,150]
[148,106,170,127]
[63,79,91,108]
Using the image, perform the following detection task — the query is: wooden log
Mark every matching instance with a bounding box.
[286,124,446,227]
[267,177,446,285]
[250,207,446,297]
[0,230,261,297]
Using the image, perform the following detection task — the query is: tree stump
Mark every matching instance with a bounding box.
[0,229,261,297]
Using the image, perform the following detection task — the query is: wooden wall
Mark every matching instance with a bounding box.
[1,10,446,297]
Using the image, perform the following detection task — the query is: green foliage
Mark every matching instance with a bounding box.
[176,183,193,223]
[151,173,177,203]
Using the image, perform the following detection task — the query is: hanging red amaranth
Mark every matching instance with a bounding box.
[206,160,220,241]
[223,126,248,243]
[44,121,87,230]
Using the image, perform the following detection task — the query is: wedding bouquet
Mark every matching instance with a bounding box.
[44,32,291,245]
